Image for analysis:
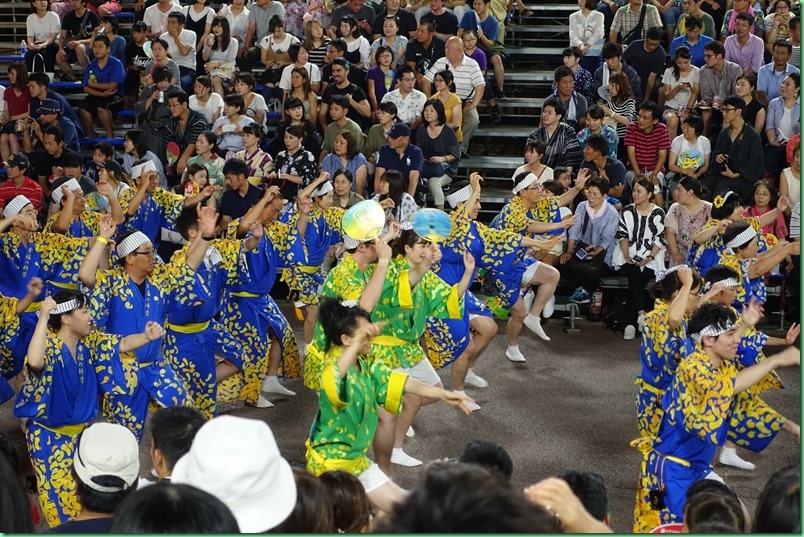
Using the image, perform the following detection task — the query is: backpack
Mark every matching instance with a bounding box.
[604,292,630,332]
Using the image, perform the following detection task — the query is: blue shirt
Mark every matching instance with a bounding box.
[31,90,82,132]
[757,62,800,103]
[765,96,801,139]
[458,11,499,43]
[376,143,424,186]
[669,34,714,68]
[84,55,126,96]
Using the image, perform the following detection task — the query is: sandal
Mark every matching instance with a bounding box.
[521,8,534,16]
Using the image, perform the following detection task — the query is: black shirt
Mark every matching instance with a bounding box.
[220,183,263,220]
[405,37,445,76]
[62,8,100,40]
[33,149,83,180]
[421,11,459,37]
[125,40,150,73]
[372,8,418,38]
[321,62,366,87]
[322,83,369,127]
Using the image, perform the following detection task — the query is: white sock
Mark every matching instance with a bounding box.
[719,447,756,470]
[524,314,551,341]
[261,376,296,396]
[506,345,526,362]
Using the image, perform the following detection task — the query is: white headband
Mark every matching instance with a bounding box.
[446,184,474,209]
[512,173,538,194]
[691,318,737,343]
[3,195,32,218]
[343,235,361,249]
[312,181,334,198]
[725,226,757,250]
[341,299,358,308]
[131,160,157,180]
[52,178,82,205]
[700,276,740,295]
[53,299,79,314]
[116,231,151,258]
[400,220,413,231]
[655,264,688,282]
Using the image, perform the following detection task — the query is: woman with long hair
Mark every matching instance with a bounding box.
[282,65,319,125]
[433,70,463,142]
[779,142,799,216]
[665,176,711,267]
[0,63,30,162]
[182,0,215,73]
[371,169,418,231]
[235,123,273,185]
[416,99,461,210]
[122,129,168,187]
[660,45,700,139]
[189,75,223,125]
[268,96,321,160]
[202,17,238,96]
[339,15,370,69]
[216,0,249,51]
[320,131,368,195]
[304,19,331,68]
[600,71,636,159]
[186,130,225,186]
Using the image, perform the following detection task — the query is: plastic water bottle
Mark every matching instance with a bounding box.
[20,40,27,56]
[589,286,603,322]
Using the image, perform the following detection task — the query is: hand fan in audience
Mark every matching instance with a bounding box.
[412,208,452,242]
[166,142,180,165]
[143,40,153,59]
[342,200,385,241]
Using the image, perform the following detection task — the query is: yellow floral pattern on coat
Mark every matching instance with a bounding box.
[26,424,82,527]
[0,296,21,375]
[44,211,102,238]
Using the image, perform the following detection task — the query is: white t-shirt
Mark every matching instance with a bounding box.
[218,4,250,44]
[160,29,197,70]
[777,106,795,142]
[278,62,322,90]
[258,33,300,54]
[183,5,215,27]
[190,92,224,125]
[512,164,555,183]
[661,66,700,110]
[27,12,61,44]
[670,134,711,170]
[144,1,181,35]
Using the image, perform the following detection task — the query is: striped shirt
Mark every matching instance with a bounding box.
[0,177,43,213]
[624,121,671,172]
[424,56,485,101]
[790,202,800,239]
[698,60,742,102]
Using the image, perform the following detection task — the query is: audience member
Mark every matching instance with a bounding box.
[328,0,375,40]
[374,123,423,198]
[660,46,700,139]
[664,175,711,265]
[319,58,372,130]
[552,65,588,132]
[624,101,670,207]
[33,125,82,192]
[622,27,666,103]
[757,39,799,105]
[719,0,765,42]
[55,0,100,80]
[752,464,801,533]
[165,90,209,177]
[374,0,418,40]
[381,65,427,128]
[608,0,662,46]
[0,63,31,163]
[0,153,42,213]
[27,73,82,133]
[143,0,182,39]
[527,98,583,173]
[416,98,460,209]
[271,469,334,533]
[580,133,627,199]
[238,0,285,72]
[149,406,206,481]
[0,433,33,533]
[594,42,643,103]
[406,21,445,87]
[559,470,611,525]
[270,124,318,198]
[764,0,793,55]
[24,0,60,75]
[696,40,741,135]
[336,16,372,70]
[189,75,224,125]
[675,0,716,39]
[724,12,764,75]
[318,471,371,534]
[202,17,239,97]
[457,438,513,483]
[421,0,459,40]
[568,0,605,74]
[563,46,597,106]
[160,11,197,94]
[730,72,766,134]
[764,72,800,181]
[666,114,711,199]
[79,35,125,139]
[366,45,397,110]
[22,98,80,154]
[671,14,714,68]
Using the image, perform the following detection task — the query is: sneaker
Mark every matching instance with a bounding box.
[637,312,646,333]
[391,448,422,467]
[505,346,526,362]
[570,288,591,304]
[465,368,489,388]
[494,88,507,101]
[543,295,555,319]
[623,325,636,340]
[489,105,501,125]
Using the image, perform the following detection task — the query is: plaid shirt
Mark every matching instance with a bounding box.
[611,2,662,40]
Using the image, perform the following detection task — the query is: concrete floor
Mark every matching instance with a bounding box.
[2,311,800,533]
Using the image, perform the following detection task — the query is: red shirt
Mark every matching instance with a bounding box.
[624,122,671,172]
[3,86,31,118]
[0,177,43,213]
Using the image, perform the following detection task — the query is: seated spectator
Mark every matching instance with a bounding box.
[416,99,460,209]
[624,101,670,207]
[512,140,554,183]
[55,0,100,81]
[0,63,31,164]
[144,0,184,39]
[764,73,800,180]
[724,12,764,75]
[764,0,793,53]
[171,416,297,533]
[752,464,801,533]
[366,46,398,111]
[612,178,666,339]
[696,40,742,136]
[563,46,597,106]
[372,169,418,229]
[303,19,330,69]
[622,27,666,103]
[161,11,197,94]
[457,439,513,483]
[370,15,409,69]
[748,180,789,244]
[21,98,80,154]
[141,38,181,87]
[666,114,711,197]
[235,124,273,185]
[319,95,364,164]
[671,14,714,68]
[703,96,764,202]
[320,39,367,93]
[791,202,801,241]
[260,16,299,104]
[79,35,125,139]
[381,65,427,128]
[458,0,505,102]
[683,487,746,533]
[217,0,249,53]
[720,0,765,41]
[320,131,368,197]
[201,16,238,97]
[660,46,700,139]
[219,158,263,229]
[779,142,799,216]
[50,153,98,201]
[0,153,43,214]
[122,129,168,188]
[165,90,209,179]
[268,97,321,160]
[578,104,618,158]
[460,29,502,126]
[233,73,267,132]
[552,65,588,132]
[559,177,619,304]
[269,124,318,199]
[675,0,716,39]
[374,123,423,200]
[329,0,375,41]
[405,21,445,87]
[319,58,372,131]
[149,406,206,481]
[373,0,417,40]
[593,42,643,104]
[33,125,82,193]
[331,169,365,209]
[609,0,662,46]
[421,0,459,40]
[110,483,239,533]
[729,72,766,134]
[568,0,605,74]
[579,133,627,199]
[212,94,255,155]
[189,75,223,126]
[559,470,611,526]
[24,0,60,78]
[123,23,150,107]
[789,15,800,65]
[600,71,637,160]
[27,73,82,136]
[272,469,334,533]
[362,101,398,182]
[338,16,371,69]
[87,15,125,67]
[318,471,371,534]
[527,98,583,174]
[665,176,711,266]
[185,131,225,187]
[757,39,799,105]
[421,36,484,156]
[280,44,322,96]
[135,65,182,162]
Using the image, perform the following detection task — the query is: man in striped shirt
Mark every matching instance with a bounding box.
[623,101,669,207]
[0,154,43,215]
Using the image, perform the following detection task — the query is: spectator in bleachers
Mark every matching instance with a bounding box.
[202,17,238,97]
[0,63,30,164]
[665,176,711,265]
[460,29,502,126]
[267,124,318,198]
[593,42,643,103]
[696,40,741,136]
[55,0,100,81]
[320,39,366,93]
[724,12,764,75]
[182,0,215,75]
[569,0,605,74]
[338,16,372,69]
[161,12,197,94]
[719,0,764,42]
[165,90,209,177]
[320,130,369,195]
[579,132,627,198]
[612,178,666,339]
[189,75,223,125]
[703,96,764,201]
[624,101,670,207]
[666,113,710,195]
[458,0,506,102]
[749,180,789,243]
[28,73,76,131]
[282,67,320,125]
[374,123,423,199]
[238,0,285,71]
[552,65,588,132]
[366,46,397,110]
[51,152,98,195]
[559,177,619,304]
[675,0,716,39]
[122,129,168,187]
[563,46,597,107]
[512,140,554,183]
[24,0,60,76]
[268,97,321,160]
[431,69,463,141]
[578,104,618,157]
[788,15,800,65]
[608,0,662,46]
[280,44,323,96]
[82,141,112,183]
[622,27,666,103]
[382,65,427,128]
[219,158,264,227]
[212,94,255,155]
[21,98,80,154]
[95,159,129,200]
[671,14,713,67]
[421,0,459,40]
[527,98,583,173]
[34,125,81,192]
[757,39,799,105]
[87,15,126,67]
[234,124,273,184]
[233,73,267,132]
[416,99,460,209]
[148,406,205,481]
[142,38,180,86]
[0,154,42,214]
[375,0,418,39]
[422,36,484,156]
[363,101,398,182]
[320,59,372,131]
[331,169,365,208]
[135,65,181,158]
[763,0,792,54]
[406,21,445,87]
[764,72,800,180]
[304,19,331,69]
[779,142,799,215]
[186,131,225,186]
[329,0,375,40]
[320,95,365,162]
[216,0,248,52]
[370,16,409,69]
[660,46,700,139]
[143,0,182,39]
[260,16,300,105]
[372,168,418,227]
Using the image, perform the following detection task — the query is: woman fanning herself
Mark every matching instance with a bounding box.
[306,298,473,514]
[14,290,161,527]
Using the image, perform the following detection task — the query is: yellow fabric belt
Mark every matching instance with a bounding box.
[36,422,86,437]
[232,291,260,298]
[297,265,320,274]
[165,321,210,334]
[657,452,691,468]
[25,301,42,313]
[49,281,77,290]
[372,335,409,347]
[305,439,368,475]
[636,378,664,396]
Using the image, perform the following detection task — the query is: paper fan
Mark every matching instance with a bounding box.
[341,200,385,241]
[412,208,452,242]
[166,142,180,165]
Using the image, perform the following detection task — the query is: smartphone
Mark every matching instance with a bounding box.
[575,248,588,260]
[222,124,236,133]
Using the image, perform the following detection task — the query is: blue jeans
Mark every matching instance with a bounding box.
[660,5,682,27]
[179,66,196,95]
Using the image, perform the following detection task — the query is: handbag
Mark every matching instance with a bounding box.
[620,4,647,47]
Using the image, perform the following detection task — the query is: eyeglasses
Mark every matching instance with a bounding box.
[131,249,156,258]
[400,77,416,82]
[703,53,715,59]
[584,190,602,199]
[722,107,737,112]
